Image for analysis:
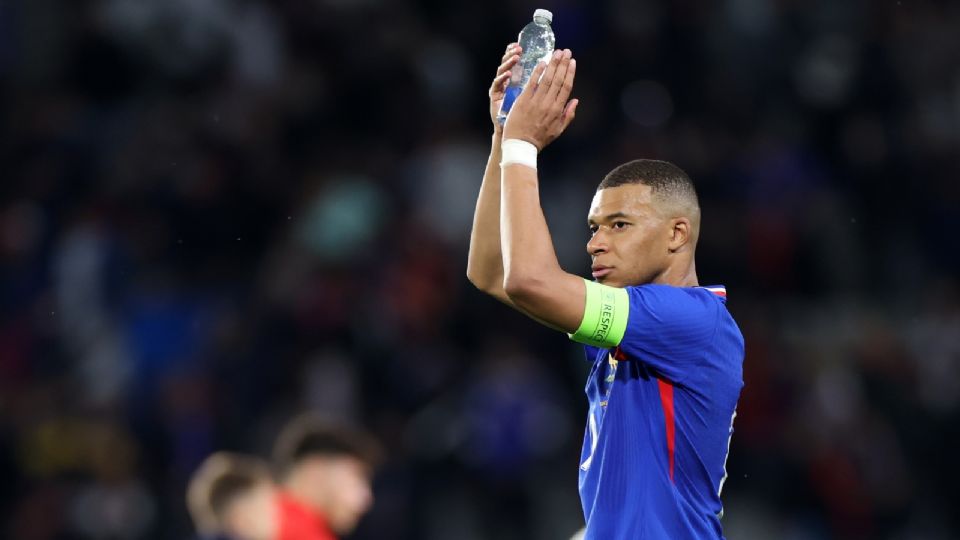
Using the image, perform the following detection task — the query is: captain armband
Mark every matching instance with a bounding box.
[568,279,629,348]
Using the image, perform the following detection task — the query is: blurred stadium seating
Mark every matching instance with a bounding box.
[0,1,958,538]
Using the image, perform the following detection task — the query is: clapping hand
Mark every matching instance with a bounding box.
[501,49,579,151]
[489,43,522,133]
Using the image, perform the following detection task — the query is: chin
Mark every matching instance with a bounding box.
[332,516,361,535]
[597,277,622,288]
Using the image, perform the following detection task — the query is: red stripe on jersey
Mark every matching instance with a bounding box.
[657,378,676,483]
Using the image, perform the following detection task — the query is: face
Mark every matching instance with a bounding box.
[315,456,374,534]
[587,184,673,287]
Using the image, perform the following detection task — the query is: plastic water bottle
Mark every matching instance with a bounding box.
[497,9,555,125]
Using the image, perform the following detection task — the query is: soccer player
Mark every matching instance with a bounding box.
[186,452,277,540]
[272,414,381,540]
[468,46,744,539]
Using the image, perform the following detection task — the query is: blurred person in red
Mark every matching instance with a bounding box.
[187,452,278,540]
[272,414,381,540]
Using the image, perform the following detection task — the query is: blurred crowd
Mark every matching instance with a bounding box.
[1,0,958,539]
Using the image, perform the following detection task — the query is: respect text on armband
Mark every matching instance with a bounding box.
[592,291,616,342]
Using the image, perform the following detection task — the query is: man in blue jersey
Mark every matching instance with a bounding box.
[468,45,744,539]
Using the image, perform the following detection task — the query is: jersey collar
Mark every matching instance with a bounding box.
[700,285,727,303]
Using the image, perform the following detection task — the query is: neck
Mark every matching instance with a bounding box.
[654,259,698,287]
[285,475,322,513]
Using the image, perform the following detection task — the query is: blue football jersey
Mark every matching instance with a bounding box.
[578,284,744,539]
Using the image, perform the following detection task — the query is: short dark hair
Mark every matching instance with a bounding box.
[273,414,383,479]
[597,159,699,210]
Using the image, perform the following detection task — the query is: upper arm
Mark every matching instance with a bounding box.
[473,272,577,333]
[502,269,587,334]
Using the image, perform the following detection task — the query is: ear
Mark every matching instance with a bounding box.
[667,218,691,252]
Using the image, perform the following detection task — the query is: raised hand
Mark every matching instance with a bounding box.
[501,49,579,151]
[489,43,522,133]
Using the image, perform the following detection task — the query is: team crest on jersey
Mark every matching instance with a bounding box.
[606,354,618,383]
[602,352,619,407]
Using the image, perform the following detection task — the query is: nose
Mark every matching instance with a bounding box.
[587,229,608,257]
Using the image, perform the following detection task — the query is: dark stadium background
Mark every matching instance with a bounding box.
[1,1,958,538]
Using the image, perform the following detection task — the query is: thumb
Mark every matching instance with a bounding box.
[561,98,579,129]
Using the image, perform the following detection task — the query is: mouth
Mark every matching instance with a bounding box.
[591,265,612,279]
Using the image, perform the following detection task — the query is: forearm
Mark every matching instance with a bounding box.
[500,164,564,289]
[500,164,585,331]
[467,133,511,302]
[500,163,584,333]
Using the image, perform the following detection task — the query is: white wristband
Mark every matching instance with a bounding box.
[500,139,538,170]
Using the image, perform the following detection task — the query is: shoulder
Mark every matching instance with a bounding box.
[619,284,726,345]
[623,285,721,318]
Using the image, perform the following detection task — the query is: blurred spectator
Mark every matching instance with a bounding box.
[272,415,382,540]
[186,452,276,540]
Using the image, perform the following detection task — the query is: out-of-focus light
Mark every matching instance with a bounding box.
[413,38,473,113]
[1,201,44,256]
[296,177,387,260]
[620,79,673,128]
[794,34,857,108]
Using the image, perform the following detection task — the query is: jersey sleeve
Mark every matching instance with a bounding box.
[616,285,719,384]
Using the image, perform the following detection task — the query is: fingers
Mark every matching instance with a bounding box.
[542,50,573,107]
[496,53,520,78]
[501,43,520,63]
[491,44,521,94]
[560,98,579,131]
[535,50,564,104]
[490,70,511,94]
[557,57,576,105]
[491,46,520,94]
[518,60,548,102]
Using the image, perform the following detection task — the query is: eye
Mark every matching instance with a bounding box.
[613,221,630,230]
[588,224,598,234]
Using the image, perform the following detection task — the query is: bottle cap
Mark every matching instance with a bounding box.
[533,9,553,23]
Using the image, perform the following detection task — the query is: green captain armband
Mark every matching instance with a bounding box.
[568,279,630,348]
